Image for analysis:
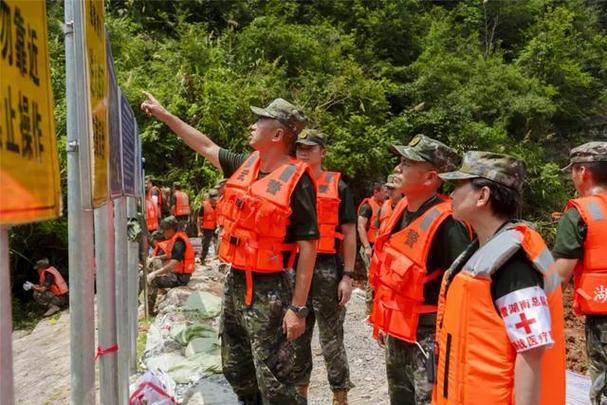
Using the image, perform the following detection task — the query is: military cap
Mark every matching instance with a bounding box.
[172,181,181,187]
[562,142,607,171]
[216,178,227,187]
[296,129,326,148]
[34,258,50,270]
[160,216,179,231]
[208,188,219,198]
[151,230,164,240]
[391,134,460,173]
[385,174,398,188]
[439,151,526,191]
[250,98,307,135]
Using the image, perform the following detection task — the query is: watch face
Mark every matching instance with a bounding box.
[300,307,309,318]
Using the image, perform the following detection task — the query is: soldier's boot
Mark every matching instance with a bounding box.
[332,390,348,405]
[295,384,309,399]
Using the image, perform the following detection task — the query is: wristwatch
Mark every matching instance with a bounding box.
[342,271,354,279]
[288,304,309,319]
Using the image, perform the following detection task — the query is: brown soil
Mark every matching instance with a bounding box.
[564,286,588,374]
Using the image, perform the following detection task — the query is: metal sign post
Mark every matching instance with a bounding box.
[94,202,119,404]
[0,226,15,404]
[127,197,139,373]
[114,196,129,404]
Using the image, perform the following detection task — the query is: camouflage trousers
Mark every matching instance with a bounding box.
[385,325,435,405]
[586,315,607,405]
[359,245,374,315]
[220,269,305,405]
[33,290,68,308]
[292,255,353,392]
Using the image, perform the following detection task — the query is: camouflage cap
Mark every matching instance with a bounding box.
[215,178,227,187]
[208,188,219,198]
[296,129,326,148]
[151,230,164,240]
[250,98,307,135]
[34,258,50,270]
[439,151,526,191]
[390,134,460,172]
[562,141,607,171]
[160,216,179,231]
[172,181,181,187]
[385,174,398,188]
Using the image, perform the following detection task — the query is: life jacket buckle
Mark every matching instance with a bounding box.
[235,198,245,209]
[229,235,240,246]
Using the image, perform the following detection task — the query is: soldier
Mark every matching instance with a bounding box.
[358,182,385,314]
[292,129,356,404]
[368,135,470,405]
[376,174,404,234]
[552,142,607,405]
[142,93,317,404]
[198,188,219,263]
[30,259,69,317]
[433,151,565,405]
[170,182,191,230]
[146,176,163,219]
[146,216,195,312]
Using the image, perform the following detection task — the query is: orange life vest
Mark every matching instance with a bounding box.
[173,191,191,216]
[163,231,195,274]
[39,266,69,296]
[378,199,398,234]
[566,194,607,315]
[152,240,170,257]
[358,197,381,244]
[146,199,159,232]
[216,196,225,227]
[316,171,343,254]
[199,200,217,230]
[433,223,566,405]
[368,197,452,343]
[218,152,312,305]
[147,186,162,214]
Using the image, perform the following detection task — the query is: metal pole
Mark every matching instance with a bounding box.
[65,0,96,403]
[95,202,119,404]
[114,197,129,404]
[0,226,15,405]
[126,197,139,373]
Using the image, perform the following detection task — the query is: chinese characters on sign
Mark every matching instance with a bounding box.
[0,0,61,224]
[84,0,108,207]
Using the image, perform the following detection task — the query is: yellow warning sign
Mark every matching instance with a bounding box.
[84,0,108,207]
[0,0,61,225]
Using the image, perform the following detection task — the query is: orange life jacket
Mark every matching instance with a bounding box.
[433,223,566,405]
[566,194,607,315]
[199,200,217,230]
[218,152,312,305]
[316,171,343,254]
[147,186,162,214]
[358,197,381,244]
[378,199,398,234]
[216,196,225,227]
[146,199,159,232]
[368,197,452,343]
[39,266,69,296]
[173,191,191,216]
[152,240,170,257]
[163,231,195,274]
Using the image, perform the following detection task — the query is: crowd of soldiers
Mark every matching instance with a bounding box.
[140,92,607,405]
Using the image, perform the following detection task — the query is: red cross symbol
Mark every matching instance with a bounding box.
[515,313,536,334]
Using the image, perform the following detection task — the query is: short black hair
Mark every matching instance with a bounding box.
[372,182,383,193]
[471,178,521,219]
[575,162,607,186]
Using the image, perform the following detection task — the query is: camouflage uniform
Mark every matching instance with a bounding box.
[292,255,353,392]
[586,315,607,404]
[381,135,463,405]
[385,326,435,405]
[221,269,304,405]
[556,142,607,405]
[33,290,68,308]
[219,98,310,405]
